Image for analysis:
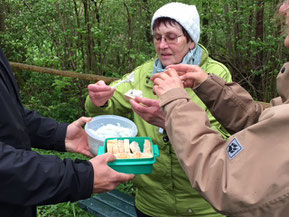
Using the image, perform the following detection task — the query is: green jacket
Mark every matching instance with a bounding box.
[85,45,232,217]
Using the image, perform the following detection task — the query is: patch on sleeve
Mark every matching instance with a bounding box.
[227,138,243,160]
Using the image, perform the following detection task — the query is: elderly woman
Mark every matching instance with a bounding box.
[151,1,289,217]
[85,2,231,217]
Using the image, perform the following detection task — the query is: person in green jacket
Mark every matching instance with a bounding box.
[85,2,232,217]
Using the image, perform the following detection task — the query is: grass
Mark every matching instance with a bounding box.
[37,202,94,217]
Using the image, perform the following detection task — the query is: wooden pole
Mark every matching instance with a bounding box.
[9,61,117,83]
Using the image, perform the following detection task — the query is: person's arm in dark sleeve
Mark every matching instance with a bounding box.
[0,142,93,206]
[23,108,68,151]
[194,74,264,134]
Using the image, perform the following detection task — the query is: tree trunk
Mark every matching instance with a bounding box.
[92,0,103,75]
[255,0,264,64]
[224,2,233,59]
[82,0,97,74]
[141,0,152,44]
[73,0,86,73]
[0,1,6,33]
[255,0,265,100]
[201,1,209,46]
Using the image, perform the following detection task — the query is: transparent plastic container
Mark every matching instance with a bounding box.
[85,115,138,155]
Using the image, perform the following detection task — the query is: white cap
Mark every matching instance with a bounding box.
[151,2,200,44]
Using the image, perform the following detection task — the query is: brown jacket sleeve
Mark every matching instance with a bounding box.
[194,74,264,134]
[160,87,289,217]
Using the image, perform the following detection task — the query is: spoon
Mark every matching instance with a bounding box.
[112,71,135,88]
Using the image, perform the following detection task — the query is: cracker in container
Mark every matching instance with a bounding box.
[142,139,153,158]
[107,139,117,154]
[117,140,125,153]
[124,139,131,153]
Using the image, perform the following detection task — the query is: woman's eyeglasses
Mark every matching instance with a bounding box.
[153,33,183,44]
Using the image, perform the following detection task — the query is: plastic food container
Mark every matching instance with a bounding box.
[97,137,160,174]
[85,115,138,155]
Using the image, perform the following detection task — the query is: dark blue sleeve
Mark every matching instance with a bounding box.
[0,48,93,206]
[0,142,94,206]
[24,108,69,151]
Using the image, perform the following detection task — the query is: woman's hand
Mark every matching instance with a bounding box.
[167,64,208,89]
[151,68,183,97]
[130,97,165,128]
[88,80,115,107]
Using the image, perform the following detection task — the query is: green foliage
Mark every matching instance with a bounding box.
[117,181,136,196]
[2,0,288,101]
[37,201,94,217]
[20,71,88,123]
[198,0,288,101]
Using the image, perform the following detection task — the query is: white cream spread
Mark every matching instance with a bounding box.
[88,123,133,139]
[125,89,143,99]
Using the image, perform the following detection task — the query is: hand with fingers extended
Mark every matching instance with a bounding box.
[151,68,184,97]
[130,96,165,128]
[87,80,115,107]
[89,153,135,193]
[65,116,94,157]
[166,64,208,89]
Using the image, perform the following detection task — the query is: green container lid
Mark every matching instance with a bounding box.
[97,137,160,174]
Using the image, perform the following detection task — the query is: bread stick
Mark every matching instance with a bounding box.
[143,139,152,154]
[124,139,130,153]
[129,141,141,153]
[107,139,116,154]
[117,140,125,153]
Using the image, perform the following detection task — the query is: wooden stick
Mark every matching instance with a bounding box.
[9,61,117,83]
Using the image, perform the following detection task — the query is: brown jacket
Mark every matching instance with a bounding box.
[159,63,289,217]
[194,63,289,134]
